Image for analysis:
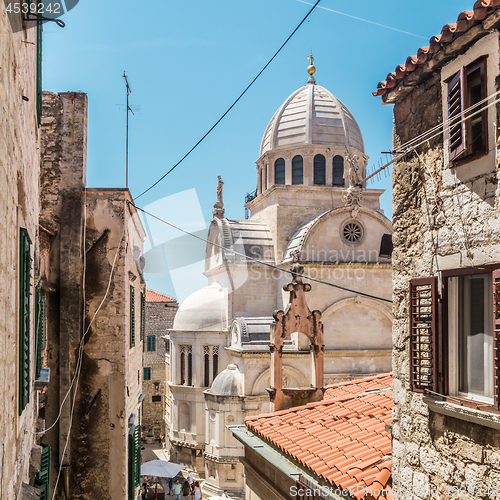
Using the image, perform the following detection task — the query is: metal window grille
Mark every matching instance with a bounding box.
[19,228,31,415]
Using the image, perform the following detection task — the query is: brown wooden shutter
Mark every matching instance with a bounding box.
[493,270,500,409]
[409,277,438,393]
[448,68,466,161]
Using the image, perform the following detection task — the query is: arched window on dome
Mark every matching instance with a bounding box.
[332,156,345,186]
[274,158,285,185]
[292,156,303,185]
[314,155,326,185]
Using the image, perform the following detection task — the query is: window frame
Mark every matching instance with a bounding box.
[274,158,285,185]
[313,154,326,185]
[446,56,488,166]
[410,264,500,412]
[146,335,156,352]
[332,156,344,186]
[143,367,151,381]
[292,156,303,185]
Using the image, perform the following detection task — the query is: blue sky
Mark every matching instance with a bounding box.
[43,0,473,300]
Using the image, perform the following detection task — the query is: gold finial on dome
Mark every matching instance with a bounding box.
[307,53,316,75]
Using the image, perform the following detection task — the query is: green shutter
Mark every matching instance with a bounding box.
[36,15,42,126]
[128,423,141,500]
[130,286,135,348]
[143,367,151,380]
[19,228,32,415]
[140,291,145,342]
[35,284,47,379]
[34,445,51,500]
[147,336,156,352]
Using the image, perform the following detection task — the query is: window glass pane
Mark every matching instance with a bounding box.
[147,336,156,351]
[333,156,344,186]
[275,158,285,185]
[292,156,303,185]
[467,67,483,155]
[314,155,325,185]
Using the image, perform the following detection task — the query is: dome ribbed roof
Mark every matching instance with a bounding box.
[260,84,364,156]
[208,364,243,396]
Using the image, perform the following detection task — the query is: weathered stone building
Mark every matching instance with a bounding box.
[374,2,500,498]
[169,62,393,497]
[142,289,178,444]
[39,91,146,500]
[0,5,47,499]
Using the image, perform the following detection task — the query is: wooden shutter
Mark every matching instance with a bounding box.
[448,68,466,161]
[140,291,145,342]
[130,286,135,347]
[493,270,500,409]
[35,284,47,379]
[34,444,51,500]
[409,277,438,393]
[19,229,31,414]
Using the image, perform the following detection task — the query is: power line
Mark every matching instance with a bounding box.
[135,0,322,200]
[129,201,393,304]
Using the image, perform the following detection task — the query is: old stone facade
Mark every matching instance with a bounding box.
[376,5,500,499]
[39,91,146,500]
[0,6,45,499]
[142,290,178,444]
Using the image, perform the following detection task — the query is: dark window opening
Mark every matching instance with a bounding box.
[152,395,162,402]
[313,155,326,185]
[292,156,303,185]
[275,158,285,185]
[213,353,219,380]
[332,156,344,186]
[204,352,210,387]
[180,352,185,385]
[187,352,192,386]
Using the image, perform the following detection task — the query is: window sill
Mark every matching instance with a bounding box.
[424,396,500,430]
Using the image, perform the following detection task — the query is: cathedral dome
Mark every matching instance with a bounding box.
[260,82,364,157]
[172,283,228,331]
[208,364,243,396]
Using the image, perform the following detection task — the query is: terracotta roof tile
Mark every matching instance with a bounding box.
[145,289,177,303]
[246,374,392,500]
[374,2,500,97]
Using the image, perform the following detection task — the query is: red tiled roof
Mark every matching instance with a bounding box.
[245,374,393,500]
[374,1,500,97]
[145,289,176,303]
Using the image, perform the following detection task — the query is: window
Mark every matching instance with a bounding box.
[130,286,135,348]
[34,444,51,500]
[19,228,31,415]
[213,345,219,380]
[447,57,487,162]
[332,156,344,186]
[203,345,219,387]
[313,155,326,185]
[409,267,500,409]
[140,291,145,342]
[262,165,267,191]
[292,156,303,185]
[275,158,285,185]
[35,284,47,380]
[146,335,156,352]
[179,345,192,385]
[143,367,151,381]
[152,395,162,402]
[128,421,141,500]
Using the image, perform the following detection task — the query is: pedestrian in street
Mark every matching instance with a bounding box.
[168,477,174,496]
[221,490,229,498]
[141,482,148,500]
[181,479,191,499]
[173,479,182,500]
[193,481,202,500]
[187,469,194,491]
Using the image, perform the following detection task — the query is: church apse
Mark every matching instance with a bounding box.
[269,264,325,411]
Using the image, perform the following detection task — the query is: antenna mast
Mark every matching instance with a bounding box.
[123,71,132,189]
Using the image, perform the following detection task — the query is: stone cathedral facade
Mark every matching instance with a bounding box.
[168,64,393,497]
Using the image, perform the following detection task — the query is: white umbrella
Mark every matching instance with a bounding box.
[141,459,185,478]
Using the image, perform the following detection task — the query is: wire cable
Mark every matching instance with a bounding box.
[129,201,393,304]
[135,0,322,200]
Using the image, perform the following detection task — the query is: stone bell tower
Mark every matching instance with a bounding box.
[269,265,325,411]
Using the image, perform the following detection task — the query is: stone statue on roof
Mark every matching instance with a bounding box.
[213,175,225,218]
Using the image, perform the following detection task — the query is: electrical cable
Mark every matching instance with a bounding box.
[128,201,393,304]
[135,0,322,200]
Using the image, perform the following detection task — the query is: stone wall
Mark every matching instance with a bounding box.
[390,31,500,499]
[142,300,178,440]
[0,7,42,499]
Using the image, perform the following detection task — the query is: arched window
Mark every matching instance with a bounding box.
[204,348,210,387]
[213,346,219,380]
[332,156,344,186]
[314,155,326,185]
[263,165,267,191]
[274,158,285,184]
[180,352,185,385]
[292,156,303,185]
[187,352,192,386]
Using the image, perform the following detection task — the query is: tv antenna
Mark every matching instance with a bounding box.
[121,72,140,189]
